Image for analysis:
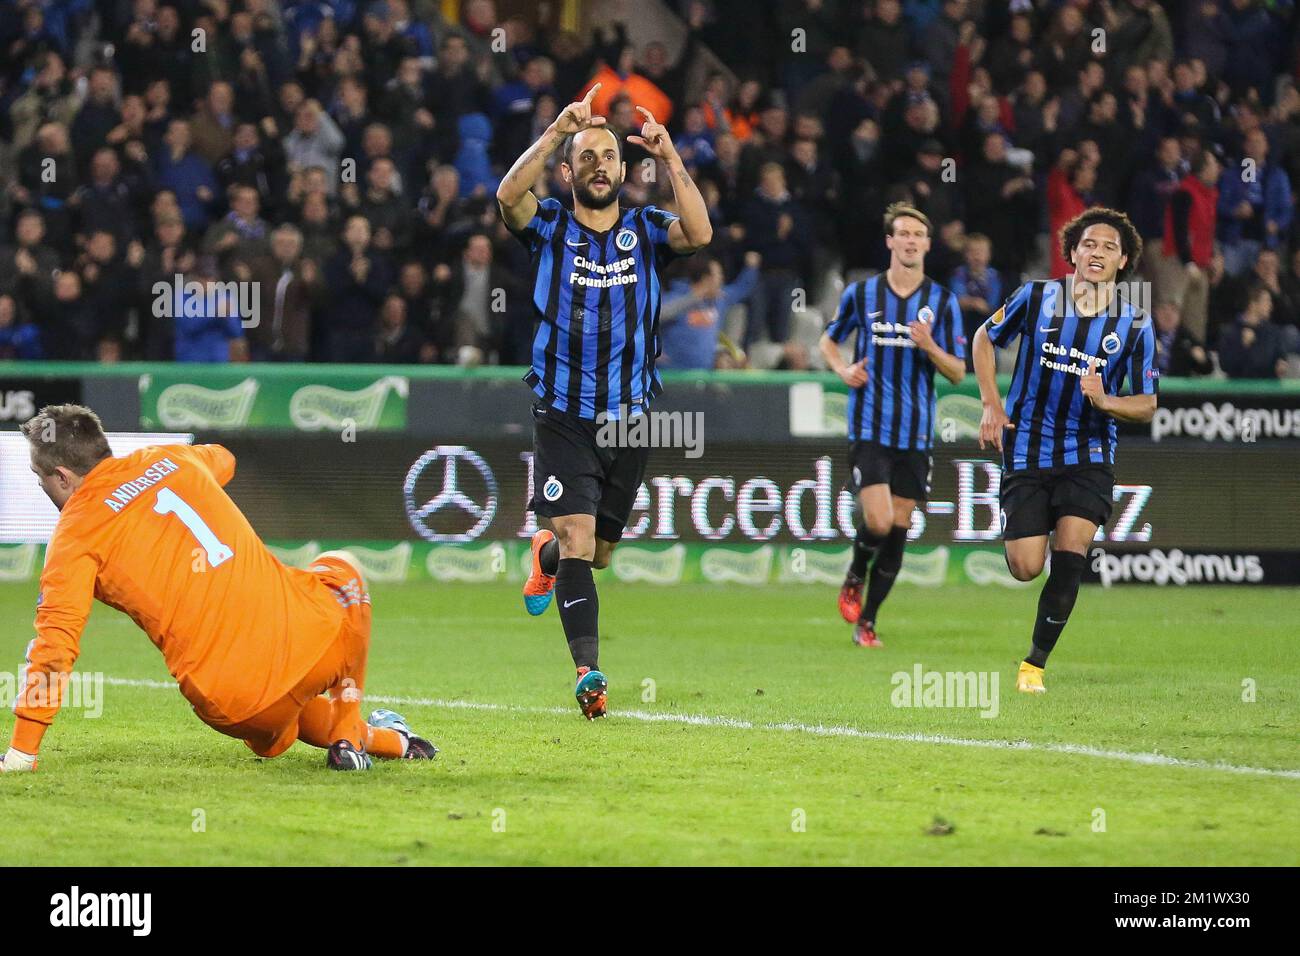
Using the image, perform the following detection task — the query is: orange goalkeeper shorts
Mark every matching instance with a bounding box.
[203,555,372,758]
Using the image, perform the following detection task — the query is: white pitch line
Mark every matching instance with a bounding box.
[101,676,1300,780]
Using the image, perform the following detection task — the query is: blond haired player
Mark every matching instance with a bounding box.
[0,405,436,772]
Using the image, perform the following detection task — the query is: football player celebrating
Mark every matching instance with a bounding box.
[496,84,711,718]
[819,204,966,647]
[0,404,436,773]
[972,208,1158,693]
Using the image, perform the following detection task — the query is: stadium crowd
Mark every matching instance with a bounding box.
[1,0,1299,379]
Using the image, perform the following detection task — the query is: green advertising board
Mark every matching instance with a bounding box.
[0,541,1033,589]
[138,370,408,431]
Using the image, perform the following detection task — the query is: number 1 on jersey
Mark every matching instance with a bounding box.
[153,487,234,568]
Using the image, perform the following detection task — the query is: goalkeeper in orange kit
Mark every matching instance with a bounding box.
[0,404,437,773]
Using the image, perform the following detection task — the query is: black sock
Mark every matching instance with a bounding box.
[849,524,884,579]
[539,536,559,576]
[862,526,907,624]
[1026,551,1085,668]
[556,557,599,670]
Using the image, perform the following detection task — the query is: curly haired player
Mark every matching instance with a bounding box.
[972,208,1158,693]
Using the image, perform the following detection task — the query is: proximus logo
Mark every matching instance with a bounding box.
[1151,402,1300,442]
[1091,548,1264,585]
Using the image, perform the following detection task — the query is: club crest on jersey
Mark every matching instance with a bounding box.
[918,306,934,324]
[1101,332,1122,355]
[543,475,564,502]
[615,228,638,252]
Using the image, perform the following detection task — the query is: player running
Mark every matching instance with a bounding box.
[972,208,1157,694]
[0,404,436,773]
[819,204,966,647]
[496,84,711,718]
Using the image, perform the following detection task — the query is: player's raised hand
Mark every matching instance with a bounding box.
[838,357,868,389]
[1080,357,1107,409]
[555,83,605,134]
[979,402,1014,452]
[628,106,675,159]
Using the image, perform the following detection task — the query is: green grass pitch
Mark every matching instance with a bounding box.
[1,580,1296,866]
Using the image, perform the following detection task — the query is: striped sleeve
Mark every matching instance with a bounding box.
[984,281,1033,348]
[1125,317,1159,396]
[940,291,966,360]
[825,283,859,344]
[507,196,563,251]
[643,205,687,260]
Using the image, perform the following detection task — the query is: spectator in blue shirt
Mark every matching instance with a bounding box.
[155,119,218,232]
[0,293,44,359]
[676,106,717,169]
[172,263,248,363]
[1217,129,1293,276]
[387,0,434,60]
[948,232,1002,369]
[660,252,761,370]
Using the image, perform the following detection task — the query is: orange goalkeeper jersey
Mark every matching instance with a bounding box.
[10,444,346,754]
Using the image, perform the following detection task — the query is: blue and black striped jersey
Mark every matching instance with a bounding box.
[825,274,966,451]
[984,279,1158,473]
[509,197,683,421]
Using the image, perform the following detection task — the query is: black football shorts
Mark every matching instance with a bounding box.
[528,402,650,542]
[847,440,933,502]
[998,464,1114,540]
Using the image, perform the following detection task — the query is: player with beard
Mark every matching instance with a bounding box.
[496,83,712,719]
[973,208,1157,693]
[820,204,966,647]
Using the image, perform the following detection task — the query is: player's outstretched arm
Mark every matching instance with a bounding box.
[629,107,713,252]
[2,533,97,773]
[973,324,1013,451]
[496,83,605,232]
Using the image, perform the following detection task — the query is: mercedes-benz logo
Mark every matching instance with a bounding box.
[404,445,499,542]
